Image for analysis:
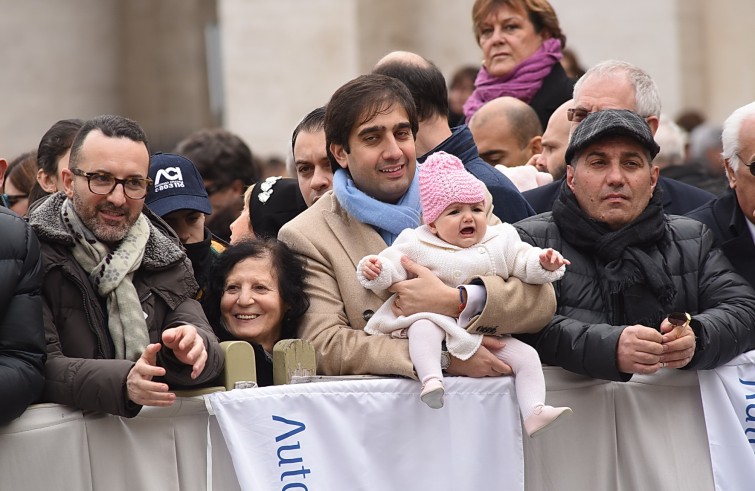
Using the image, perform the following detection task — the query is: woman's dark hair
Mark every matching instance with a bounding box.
[202,238,310,344]
[6,151,38,195]
[37,118,84,175]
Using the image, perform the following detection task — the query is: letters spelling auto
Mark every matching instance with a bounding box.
[742,378,755,445]
[273,415,313,490]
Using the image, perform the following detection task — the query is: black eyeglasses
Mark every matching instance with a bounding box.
[736,153,755,176]
[1,193,28,208]
[567,106,591,123]
[70,168,153,199]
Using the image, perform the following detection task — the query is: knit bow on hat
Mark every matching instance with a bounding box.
[419,151,486,224]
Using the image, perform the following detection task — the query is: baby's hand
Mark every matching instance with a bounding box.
[362,257,382,280]
[539,248,570,272]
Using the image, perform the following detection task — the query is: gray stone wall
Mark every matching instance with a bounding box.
[1,0,753,161]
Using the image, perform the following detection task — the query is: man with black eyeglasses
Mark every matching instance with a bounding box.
[523,59,715,216]
[27,114,223,417]
[688,101,755,287]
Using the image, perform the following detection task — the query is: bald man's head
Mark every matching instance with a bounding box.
[375,51,427,68]
[372,51,447,122]
[469,97,542,167]
[535,99,572,179]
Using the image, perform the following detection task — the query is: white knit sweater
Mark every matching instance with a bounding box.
[357,222,564,359]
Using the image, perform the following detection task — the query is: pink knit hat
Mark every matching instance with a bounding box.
[419,151,486,224]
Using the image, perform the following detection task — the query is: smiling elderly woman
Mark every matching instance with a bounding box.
[202,238,309,386]
[464,0,573,129]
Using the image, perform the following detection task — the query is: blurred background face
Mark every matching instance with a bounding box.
[536,102,572,179]
[38,148,72,193]
[570,74,637,134]
[220,255,285,353]
[4,178,29,215]
[52,149,73,191]
[472,115,533,167]
[204,179,243,217]
[229,198,253,244]
[293,129,333,206]
[478,4,544,78]
[448,71,477,116]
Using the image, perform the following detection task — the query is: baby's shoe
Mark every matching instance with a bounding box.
[523,405,572,438]
[420,379,444,409]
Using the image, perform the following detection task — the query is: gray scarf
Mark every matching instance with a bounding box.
[62,199,151,361]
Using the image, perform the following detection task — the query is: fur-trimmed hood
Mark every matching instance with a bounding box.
[28,192,186,270]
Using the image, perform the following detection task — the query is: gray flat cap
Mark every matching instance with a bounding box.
[565,109,660,164]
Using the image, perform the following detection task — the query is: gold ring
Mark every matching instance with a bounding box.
[668,312,691,329]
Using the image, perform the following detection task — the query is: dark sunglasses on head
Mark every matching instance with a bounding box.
[735,153,755,176]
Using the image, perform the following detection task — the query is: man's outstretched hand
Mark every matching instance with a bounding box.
[162,324,208,379]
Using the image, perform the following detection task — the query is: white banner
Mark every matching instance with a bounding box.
[207,377,523,491]
[698,351,755,491]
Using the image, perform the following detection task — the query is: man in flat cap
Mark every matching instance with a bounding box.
[515,109,755,382]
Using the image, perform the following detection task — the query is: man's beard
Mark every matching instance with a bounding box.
[72,192,138,244]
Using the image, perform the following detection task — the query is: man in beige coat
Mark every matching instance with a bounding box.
[279,74,555,379]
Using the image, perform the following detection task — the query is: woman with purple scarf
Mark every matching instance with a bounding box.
[464,0,573,129]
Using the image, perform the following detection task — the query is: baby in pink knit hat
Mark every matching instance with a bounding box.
[358,151,572,437]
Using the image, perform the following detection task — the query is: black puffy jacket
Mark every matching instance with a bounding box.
[515,213,755,381]
[0,207,46,423]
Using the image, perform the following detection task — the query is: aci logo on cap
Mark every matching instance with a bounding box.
[154,167,185,193]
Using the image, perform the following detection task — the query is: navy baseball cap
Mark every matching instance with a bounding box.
[146,152,212,217]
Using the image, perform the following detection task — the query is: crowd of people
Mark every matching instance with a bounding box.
[1,1,754,474]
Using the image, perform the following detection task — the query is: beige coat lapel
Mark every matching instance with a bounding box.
[322,196,389,276]
[322,196,393,305]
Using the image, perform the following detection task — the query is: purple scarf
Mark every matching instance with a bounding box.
[463,38,563,122]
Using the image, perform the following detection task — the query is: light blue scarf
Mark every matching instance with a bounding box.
[333,168,421,245]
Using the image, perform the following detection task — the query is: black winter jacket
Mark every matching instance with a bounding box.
[686,189,755,288]
[516,213,755,381]
[0,207,46,423]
